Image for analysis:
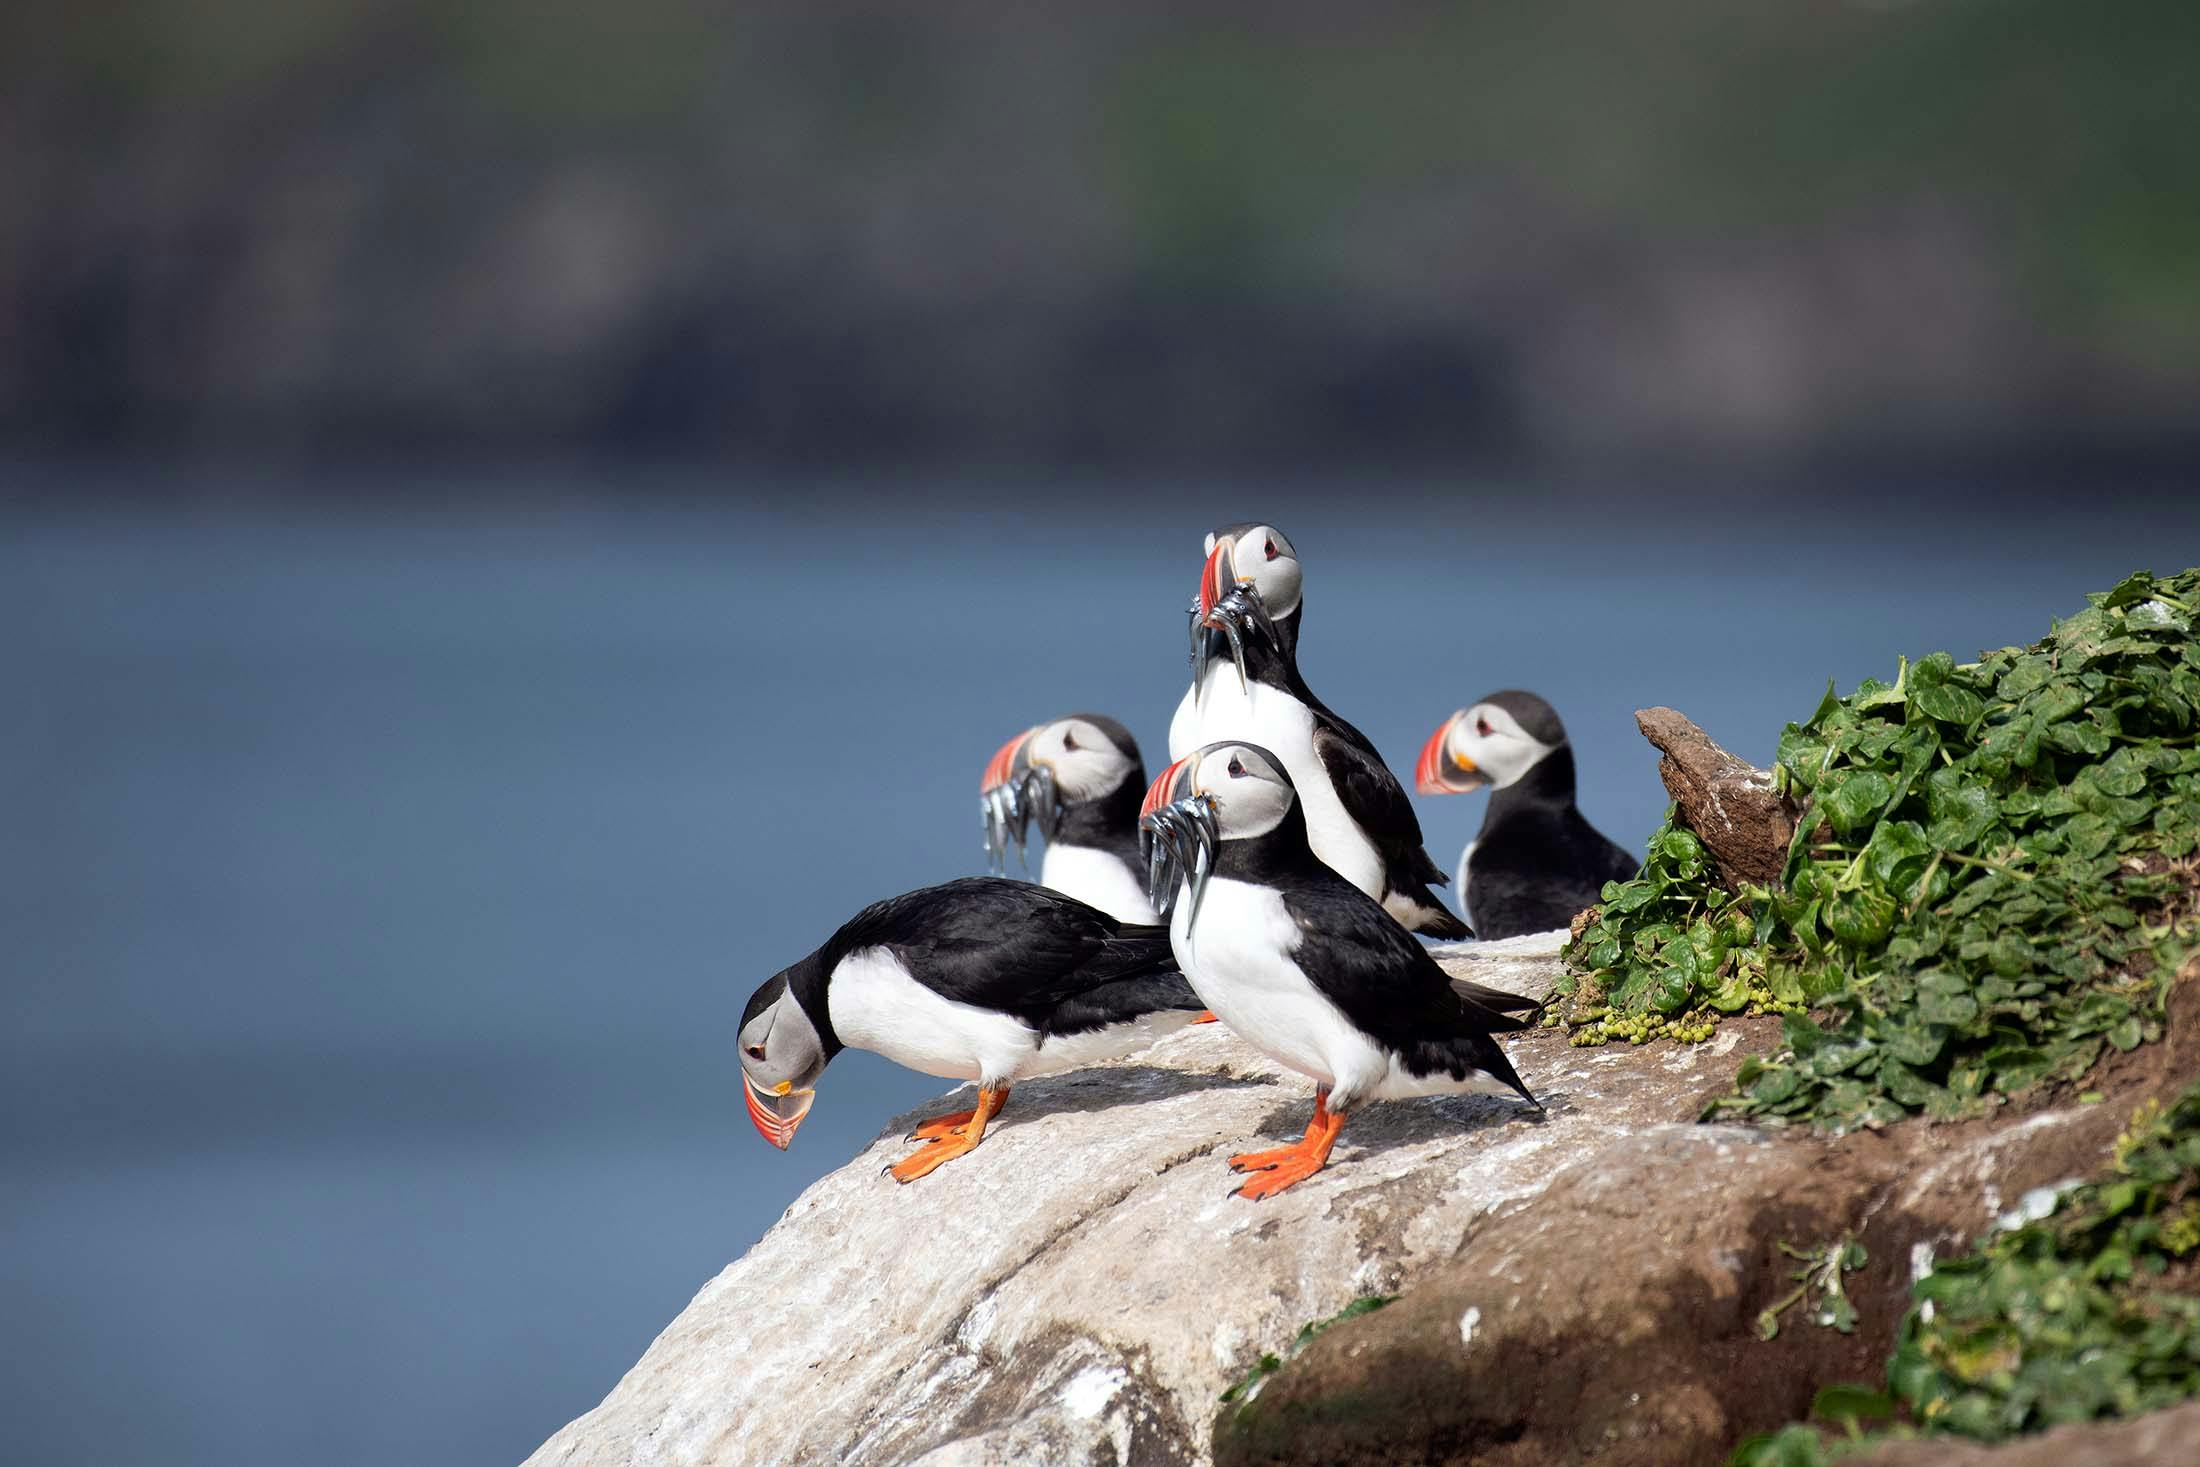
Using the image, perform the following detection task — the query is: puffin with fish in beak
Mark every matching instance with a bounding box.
[979,714,1157,924]
[1167,523,1468,939]
[1416,691,1639,940]
[737,877,1204,1182]
[1140,742,1541,1200]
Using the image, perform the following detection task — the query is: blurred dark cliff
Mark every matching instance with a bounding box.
[3,0,2196,472]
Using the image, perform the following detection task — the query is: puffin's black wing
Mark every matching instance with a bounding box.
[1277,874,1538,1102]
[1306,713,1468,937]
[827,877,1188,1023]
[1305,713,1440,883]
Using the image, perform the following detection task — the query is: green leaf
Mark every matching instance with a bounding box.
[1913,680,1986,725]
[1817,769,1896,833]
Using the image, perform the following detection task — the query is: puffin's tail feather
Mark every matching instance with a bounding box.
[1399,1025,1539,1106]
[1386,884,1471,940]
[1450,976,1544,1018]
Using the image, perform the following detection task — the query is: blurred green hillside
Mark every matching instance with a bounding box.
[3,0,2195,468]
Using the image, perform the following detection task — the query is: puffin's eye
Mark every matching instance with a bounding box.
[1062,730,1079,752]
[744,1043,766,1060]
[1263,537,1278,561]
[1475,717,1493,738]
[1227,756,1245,777]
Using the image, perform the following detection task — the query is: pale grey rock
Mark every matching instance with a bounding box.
[526,929,1715,1467]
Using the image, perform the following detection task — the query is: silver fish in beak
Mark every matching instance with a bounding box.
[979,724,1065,871]
[1189,537,1285,698]
[1138,756,1218,924]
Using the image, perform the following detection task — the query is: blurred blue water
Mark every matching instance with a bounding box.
[2,482,2192,1466]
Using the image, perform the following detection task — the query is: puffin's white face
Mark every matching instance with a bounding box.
[1415,700,1562,795]
[1024,717,1138,804]
[1199,523,1303,622]
[1139,740,1297,918]
[1142,740,1297,841]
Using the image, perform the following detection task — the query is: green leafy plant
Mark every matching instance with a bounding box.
[1758,1237,1870,1340]
[1220,1294,1396,1405]
[1564,568,2200,1130]
[1558,823,1799,1047]
[1729,1084,2200,1465]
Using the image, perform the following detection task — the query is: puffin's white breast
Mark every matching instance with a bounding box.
[1021,1009,1201,1077]
[1169,876,1384,1094]
[1039,842,1159,925]
[826,948,1037,1083]
[1170,669,1386,900]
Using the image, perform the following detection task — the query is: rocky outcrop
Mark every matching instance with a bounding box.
[1634,706,1797,889]
[524,934,2198,1467]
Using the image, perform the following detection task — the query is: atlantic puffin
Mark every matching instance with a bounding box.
[737,877,1203,1182]
[1139,742,1540,1200]
[1166,523,1467,938]
[1415,690,1639,940]
[979,714,1157,924]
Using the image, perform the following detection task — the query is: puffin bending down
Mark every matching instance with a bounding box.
[1140,742,1540,1200]
[1167,523,1468,938]
[980,714,1156,923]
[1416,690,1640,940]
[737,877,1204,1182]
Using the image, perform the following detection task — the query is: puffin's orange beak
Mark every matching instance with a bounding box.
[1416,713,1486,794]
[1196,539,1236,624]
[981,725,1039,793]
[743,1075,815,1150]
[1141,756,1193,822]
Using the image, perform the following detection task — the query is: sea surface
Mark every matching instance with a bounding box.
[3,478,2192,1465]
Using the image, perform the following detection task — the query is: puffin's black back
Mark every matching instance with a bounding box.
[824,876,1197,1031]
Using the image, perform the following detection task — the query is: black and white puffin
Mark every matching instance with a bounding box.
[1139,742,1540,1200]
[979,714,1157,924]
[1166,523,1468,938]
[737,877,1204,1183]
[1415,690,1640,940]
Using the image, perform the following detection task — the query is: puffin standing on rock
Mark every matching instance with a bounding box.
[1416,691,1640,940]
[737,877,1205,1182]
[1140,742,1541,1200]
[1167,523,1467,938]
[980,714,1156,924]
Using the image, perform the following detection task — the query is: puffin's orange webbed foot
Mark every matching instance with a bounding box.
[1234,1150,1332,1201]
[889,1083,1006,1184]
[907,1085,1009,1141]
[1227,1141,1308,1173]
[1190,1011,1219,1025]
[910,1109,976,1141]
[1227,1091,1344,1201]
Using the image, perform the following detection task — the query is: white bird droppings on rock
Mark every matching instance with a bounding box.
[1061,1365,1126,1420]
[1458,1306,1482,1348]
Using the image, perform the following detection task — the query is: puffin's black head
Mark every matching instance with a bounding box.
[1138,741,1298,919]
[979,714,1145,870]
[738,965,831,1150]
[1416,690,1569,796]
[1189,523,1303,693]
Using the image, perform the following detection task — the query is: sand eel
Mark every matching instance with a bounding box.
[1139,743,1539,1200]
[979,714,1157,923]
[1416,691,1639,939]
[1166,522,1467,937]
[737,877,1205,1182]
